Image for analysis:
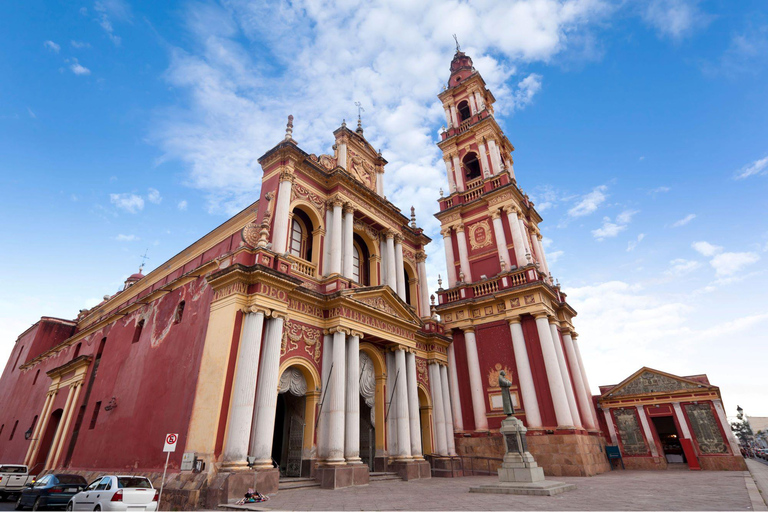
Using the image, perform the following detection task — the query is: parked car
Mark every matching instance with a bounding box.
[15,474,87,511]
[66,476,158,511]
[0,465,37,502]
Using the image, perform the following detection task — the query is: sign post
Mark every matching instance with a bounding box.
[158,433,178,510]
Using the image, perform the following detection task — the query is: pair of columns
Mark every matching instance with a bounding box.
[326,200,355,280]
[383,231,407,302]
[25,381,85,470]
[385,348,424,459]
[442,91,486,128]
[222,309,286,468]
[271,171,295,255]
[439,224,472,286]
[429,362,457,456]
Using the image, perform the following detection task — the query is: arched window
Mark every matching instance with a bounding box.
[457,100,471,123]
[352,245,361,283]
[403,267,412,306]
[352,235,370,285]
[289,209,314,261]
[463,152,482,182]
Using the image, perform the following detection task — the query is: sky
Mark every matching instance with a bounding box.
[1,0,767,418]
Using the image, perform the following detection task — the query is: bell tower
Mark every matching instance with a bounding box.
[434,49,610,477]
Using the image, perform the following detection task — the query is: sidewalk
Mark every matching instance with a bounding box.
[747,458,768,511]
[224,469,758,511]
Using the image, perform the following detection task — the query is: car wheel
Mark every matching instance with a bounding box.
[31,497,43,511]
[93,506,101,511]
[66,503,73,511]
[15,495,25,510]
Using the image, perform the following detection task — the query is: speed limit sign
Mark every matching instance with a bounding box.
[163,433,179,453]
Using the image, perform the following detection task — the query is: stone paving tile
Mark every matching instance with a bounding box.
[747,458,768,510]
[246,469,756,511]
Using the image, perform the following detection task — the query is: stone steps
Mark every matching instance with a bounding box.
[369,471,402,482]
[278,477,321,490]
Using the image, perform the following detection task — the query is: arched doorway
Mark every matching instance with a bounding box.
[359,351,376,470]
[272,367,307,477]
[418,386,433,456]
[33,409,62,472]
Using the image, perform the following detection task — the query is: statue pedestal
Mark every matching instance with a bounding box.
[470,416,575,497]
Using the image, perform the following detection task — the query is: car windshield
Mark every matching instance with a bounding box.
[56,475,87,485]
[117,477,152,489]
[0,466,26,474]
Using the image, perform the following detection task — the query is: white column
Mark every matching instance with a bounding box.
[376,169,384,196]
[455,225,472,282]
[450,105,459,127]
[444,106,453,128]
[672,402,692,439]
[318,334,333,460]
[394,235,406,301]
[444,157,456,193]
[394,349,412,458]
[345,333,361,463]
[534,314,573,428]
[223,310,266,465]
[468,93,477,115]
[338,142,347,169]
[518,217,533,264]
[508,318,542,428]
[447,344,464,432]
[329,200,343,275]
[429,363,448,455]
[323,208,333,276]
[490,211,511,269]
[405,351,423,458]
[474,91,485,111]
[713,399,743,455]
[603,408,619,445]
[488,139,503,175]
[505,207,527,268]
[271,173,294,254]
[326,329,347,463]
[463,329,488,431]
[452,155,464,192]
[477,141,491,178]
[439,365,457,455]
[550,321,581,428]
[386,232,397,291]
[533,233,550,280]
[379,237,388,286]
[635,405,659,457]
[562,332,596,429]
[416,256,430,317]
[342,204,354,279]
[572,336,599,426]
[250,316,285,467]
[386,351,398,456]
[441,229,457,288]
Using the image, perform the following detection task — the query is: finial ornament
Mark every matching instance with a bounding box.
[410,206,417,228]
[342,118,347,128]
[500,257,507,272]
[430,294,435,306]
[437,274,443,289]
[525,251,532,264]
[285,114,294,140]
[453,34,461,52]
[439,188,444,197]
[355,101,365,135]
[459,270,465,283]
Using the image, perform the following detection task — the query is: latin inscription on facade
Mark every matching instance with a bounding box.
[684,403,728,454]
[613,408,648,455]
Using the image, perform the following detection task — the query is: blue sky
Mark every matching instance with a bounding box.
[1,0,767,417]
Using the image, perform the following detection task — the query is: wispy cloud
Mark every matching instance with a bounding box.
[649,186,671,196]
[147,188,162,204]
[672,213,696,227]
[177,200,188,211]
[627,233,645,252]
[69,58,91,75]
[110,193,144,213]
[27,107,36,119]
[642,0,712,40]
[692,240,760,277]
[93,0,132,46]
[71,40,91,49]
[568,185,608,217]
[114,234,139,242]
[692,240,722,257]
[666,258,700,276]
[592,209,638,240]
[44,40,60,53]
[735,156,768,179]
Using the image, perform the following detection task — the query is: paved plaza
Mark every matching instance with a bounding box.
[225,462,768,512]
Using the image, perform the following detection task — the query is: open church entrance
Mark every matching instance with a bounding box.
[651,416,686,466]
[359,351,376,471]
[272,367,307,477]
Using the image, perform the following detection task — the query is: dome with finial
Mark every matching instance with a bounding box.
[123,268,145,290]
[448,43,475,89]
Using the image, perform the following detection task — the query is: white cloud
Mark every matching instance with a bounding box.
[43,40,60,53]
[177,200,188,211]
[547,250,564,264]
[666,258,700,276]
[627,233,645,252]
[672,213,696,227]
[692,240,722,257]
[94,0,132,46]
[110,193,144,213]
[147,188,162,204]
[710,251,760,277]
[649,186,671,195]
[71,40,91,49]
[642,0,711,40]
[27,107,36,119]
[511,73,542,110]
[69,58,91,75]
[114,234,139,242]
[568,185,608,217]
[735,156,768,179]
[592,209,638,240]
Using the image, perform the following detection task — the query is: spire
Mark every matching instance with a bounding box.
[410,206,416,228]
[355,101,365,135]
[285,114,294,141]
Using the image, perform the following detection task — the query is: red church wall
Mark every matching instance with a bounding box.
[449,329,475,431]
[474,320,515,431]
[520,315,557,428]
[25,320,76,366]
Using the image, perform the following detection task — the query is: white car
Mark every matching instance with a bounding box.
[66,476,158,511]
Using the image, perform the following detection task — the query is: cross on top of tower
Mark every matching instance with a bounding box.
[453,34,461,53]
[355,101,365,135]
[139,248,149,273]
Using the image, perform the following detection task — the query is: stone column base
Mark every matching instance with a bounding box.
[389,459,431,480]
[315,464,369,489]
[431,457,463,477]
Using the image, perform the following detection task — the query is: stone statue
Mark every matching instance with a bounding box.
[498,370,515,416]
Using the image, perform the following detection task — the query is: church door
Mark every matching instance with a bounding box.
[360,396,375,471]
[286,415,304,477]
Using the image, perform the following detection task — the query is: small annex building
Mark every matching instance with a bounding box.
[596,367,746,471]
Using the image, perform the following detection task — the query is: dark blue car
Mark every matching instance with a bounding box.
[15,474,87,511]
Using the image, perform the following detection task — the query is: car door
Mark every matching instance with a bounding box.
[92,476,113,508]
[25,475,48,506]
[76,478,101,510]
